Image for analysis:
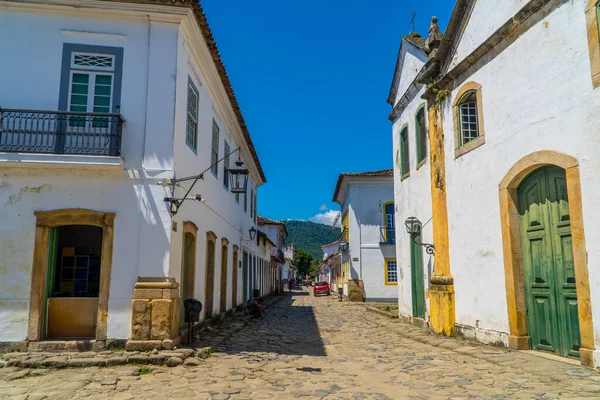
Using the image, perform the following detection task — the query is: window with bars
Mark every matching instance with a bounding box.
[416,106,427,164]
[223,140,230,190]
[400,126,409,176]
[458,91,479,146]
[186,79,199,152]
[211,119,220,177]
[385,259,398,285]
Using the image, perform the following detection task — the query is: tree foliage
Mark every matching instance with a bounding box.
[284,220,340,260]
[295,248,313,278]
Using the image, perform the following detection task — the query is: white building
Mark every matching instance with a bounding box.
[332,170,397,302]
[388,0,600,368]
[0,0,269,352]
[320,238,342,291]
[258,216,289,294]
[282,245,296,285]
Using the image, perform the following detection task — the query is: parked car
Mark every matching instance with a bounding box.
[313,281,330,296]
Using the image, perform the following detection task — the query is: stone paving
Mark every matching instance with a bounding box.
[2,289,600,399]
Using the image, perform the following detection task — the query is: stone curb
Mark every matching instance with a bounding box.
[364,306,398,319]
[0,294,286,370]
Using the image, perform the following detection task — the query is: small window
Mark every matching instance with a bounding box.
[385,259,398,285]
[458,91,479,146]
[415,106,427,165]
[244,190,248,212]
[400,126,409,176]
[250,187,254,218]
[186,79,199,152]
[223,140,230,190]
[211,119,219,177]
[254,190,258,223]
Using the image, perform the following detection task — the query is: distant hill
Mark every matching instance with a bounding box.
[283,220,341,260]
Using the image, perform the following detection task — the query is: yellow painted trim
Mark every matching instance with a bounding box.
[452,82,486,158]
[427,103,456,336]
[28,209,115,341]
[384,258,398,286]
[181,221,198,303]
[498,150,595,367]
[586,0,600,88]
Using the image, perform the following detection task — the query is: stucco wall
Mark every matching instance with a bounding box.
[448,0,529,70]
[442,0,600,346]
[345,180,397,300]
[391,85,434,319]
[394,42,429,106]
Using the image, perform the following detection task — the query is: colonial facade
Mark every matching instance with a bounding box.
[319,238,342,291]
[282,245,296,286]
[332,170,397,302]
[0,0,268,351]
[257,216,289,294]
[389,0,600,367]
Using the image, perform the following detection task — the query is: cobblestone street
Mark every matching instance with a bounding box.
[2,289,600,399]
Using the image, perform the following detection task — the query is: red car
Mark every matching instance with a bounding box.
[313,281,330,296]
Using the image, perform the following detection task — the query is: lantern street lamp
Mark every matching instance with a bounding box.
[159,148,249,216]
[404,216,435,255]
[249,226,257,241]
[229,158,250,194]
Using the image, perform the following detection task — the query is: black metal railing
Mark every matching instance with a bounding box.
[0,108,124,156]
[380,227,396,245]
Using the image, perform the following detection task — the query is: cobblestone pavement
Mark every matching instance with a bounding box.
[2,289,600,399]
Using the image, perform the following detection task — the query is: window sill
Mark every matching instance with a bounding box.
[400,171,410,181]
[416,157,427,170]
[385,282,398,286]
[455,135,485,159]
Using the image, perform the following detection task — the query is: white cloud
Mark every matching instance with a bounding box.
[319,204,328,211]
[310,210,341,227]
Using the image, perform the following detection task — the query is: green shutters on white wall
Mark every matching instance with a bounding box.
[68,53,115,114]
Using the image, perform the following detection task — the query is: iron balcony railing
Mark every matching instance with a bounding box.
[380,227,396,245]
[0,108,124,157]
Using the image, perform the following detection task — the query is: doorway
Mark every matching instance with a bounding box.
[180,224,197,327]
[44,225,103,338]
[410,234,425,319]
[232,246,239,308]
[518,166,580,358]
[242,251,248,302]
[205,233,216,319]
[220,239,229,313]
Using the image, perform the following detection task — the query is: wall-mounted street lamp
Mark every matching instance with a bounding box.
[249,226,257,241]
[404,217,435,255]
[159,148,249,216]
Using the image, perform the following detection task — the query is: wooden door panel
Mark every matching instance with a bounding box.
[530,293,556,352]
[562,294,582,357]
[527,237,550,287]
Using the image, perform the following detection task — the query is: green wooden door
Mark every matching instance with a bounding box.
[242,252,248,301]
[410,235,425,319]
[518,166,580,358]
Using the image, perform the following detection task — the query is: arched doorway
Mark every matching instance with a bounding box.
[499,150,595,367]
[220,238,229,313]
[180,222,197,327]
[205,232,216,318]
[517,166,580,357]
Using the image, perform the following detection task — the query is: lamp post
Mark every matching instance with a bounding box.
[404,217,435,255]
[160,148,249,216]
[248,226,257,241]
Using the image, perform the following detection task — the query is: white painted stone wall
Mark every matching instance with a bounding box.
[0,2,265,341]
[340,179,397,301]
[391,81,434,319]
[394,40,429,106]
[447,0,529,70]
[439,0,600,352]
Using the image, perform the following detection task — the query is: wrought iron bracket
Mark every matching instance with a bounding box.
[411,236,435,256]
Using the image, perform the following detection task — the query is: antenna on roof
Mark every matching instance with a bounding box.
[410,10,417,34]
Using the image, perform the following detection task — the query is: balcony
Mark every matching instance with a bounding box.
[380,227,396,245]
[0,108,124,157]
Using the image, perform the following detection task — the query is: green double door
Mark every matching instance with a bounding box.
[518,166,581,358]
[410,234,425,319]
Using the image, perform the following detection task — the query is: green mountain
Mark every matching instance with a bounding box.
[283,220,341,260]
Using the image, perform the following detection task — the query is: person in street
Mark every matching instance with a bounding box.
[288,279,293,291]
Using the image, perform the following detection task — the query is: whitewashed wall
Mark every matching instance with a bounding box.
[344,180,397,301]
[394,41,429,106]
[0,3,265,340]
[442,0,600,351]
[391,84,434,319]
[447,0,528,70]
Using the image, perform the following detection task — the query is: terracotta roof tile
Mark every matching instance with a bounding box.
[257,216,288,237]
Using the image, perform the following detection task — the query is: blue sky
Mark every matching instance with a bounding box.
[202,1,454,225]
